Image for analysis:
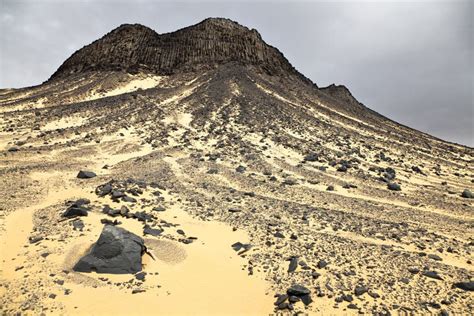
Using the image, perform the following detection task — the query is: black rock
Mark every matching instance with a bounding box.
[453,281,474,291]
[122,196,137,203]
[29,236,43,244]
[73,225,145,274]
[72,219,85,231]
[274,232,285,238]
[317,259,328,269]
[428,254,443,261]
[422,270,443,280]
[71,198,90,207]
[152,206,166,212]
[143,225,163,236]
[304,153,318,162]
[274,294,288,306]
[354,286,368,296]
[135,271,146,281]
[288,257,298,273]
[287,284,311,296]
[235,165,246,173]
[101,218,121,225]
[283,178,297,185]
[300,294,313,305]
[337,165,348,172]
[277,302,289,310]
[326,185,335,191]
[77,170,97,179]
[342,294,354,302]
[461,189,473,199]
[112,190,126,199]
[132,288,146,294]
[96,183,113,196]
[207,168,218,174]
[412,166,425,175]
[408,267,420,274]
[133,211,152,222]
[387,182,401,191]
[8,146,19,152]
[63,206,88,218]
[231,242,251,252]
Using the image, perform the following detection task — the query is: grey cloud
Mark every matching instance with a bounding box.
[0,0,472,146]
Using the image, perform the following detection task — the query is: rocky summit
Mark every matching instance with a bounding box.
[0,18,472,315]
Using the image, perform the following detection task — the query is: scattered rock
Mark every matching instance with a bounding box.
[387,182,401,191]
[72,219,85,231]
[63,205,88,218]
[354,286,368,296]
[287,284,311,296]
[143,225,163,236]
[453,281,474,291]
[422,270,443,280]
[461,189,473,199]
[288,256,298,273]
[77,170,97,179]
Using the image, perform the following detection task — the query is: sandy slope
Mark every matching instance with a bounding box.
[1,70,473,315]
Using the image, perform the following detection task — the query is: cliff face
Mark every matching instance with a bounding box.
[49,18,306,81]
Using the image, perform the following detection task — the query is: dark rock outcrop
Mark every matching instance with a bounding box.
[49,18,311,84]
[73,225,145,274]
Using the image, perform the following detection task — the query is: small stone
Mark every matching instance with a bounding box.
[77,170,96,179]
[288,257,298,273]
[354,286,368,296]
[287,284,311,296]
[422,270,443,280]
[461,189,473,199]
[317,259,328,269]
[387,182,401,191]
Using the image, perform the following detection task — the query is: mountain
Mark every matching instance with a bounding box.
[0,18,472,315]
[49,18,310,83]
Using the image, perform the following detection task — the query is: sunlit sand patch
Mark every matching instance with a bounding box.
[84,74,163,101]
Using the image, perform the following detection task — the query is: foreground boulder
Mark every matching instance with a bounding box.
[74,225,145,274]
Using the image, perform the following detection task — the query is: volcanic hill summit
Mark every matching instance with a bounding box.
[0,18,473,315]
[50,18,306,81]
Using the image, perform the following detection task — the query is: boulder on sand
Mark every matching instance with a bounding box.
[77,170,97,179]
[73,225,145,274]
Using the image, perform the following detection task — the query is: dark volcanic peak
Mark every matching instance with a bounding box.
[49,18,310,83]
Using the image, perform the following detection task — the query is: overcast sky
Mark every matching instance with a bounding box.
[1,0,472,146]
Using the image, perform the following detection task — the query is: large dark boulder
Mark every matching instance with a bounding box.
[73,225,145,274]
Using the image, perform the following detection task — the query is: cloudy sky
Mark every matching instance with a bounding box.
[1,0,472,146]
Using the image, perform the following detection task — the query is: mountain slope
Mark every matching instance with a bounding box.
[0,18,473,315]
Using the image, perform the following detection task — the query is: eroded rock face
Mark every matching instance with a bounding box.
[74,225,145,274]
[49,18,306,81]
